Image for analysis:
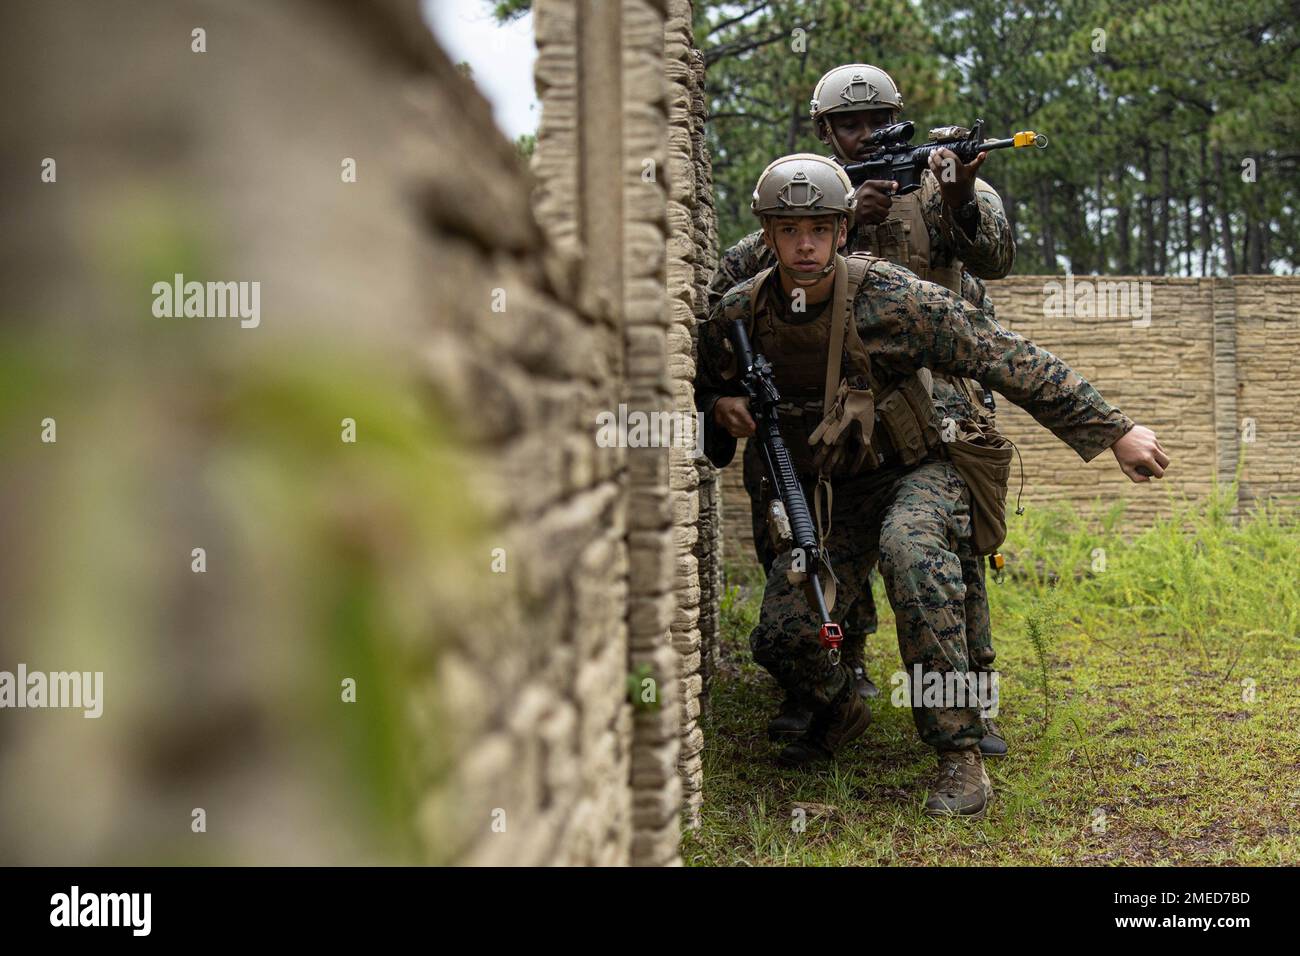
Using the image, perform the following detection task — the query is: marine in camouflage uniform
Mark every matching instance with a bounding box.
[697,154,1168,815]
[705,63,1013,754]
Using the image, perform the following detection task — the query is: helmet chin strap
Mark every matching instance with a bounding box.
[777,257,836,284]
[820,114,894,163]
[763,218,842,285]
[818,119,854,164]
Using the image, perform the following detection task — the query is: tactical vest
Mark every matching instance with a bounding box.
[744,254,939,478]
[854,173,994,417]
[858,178,962,293]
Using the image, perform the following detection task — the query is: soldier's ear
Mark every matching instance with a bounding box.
[837,218,848,249]
[760,221,775,250]
[815,119,833,146]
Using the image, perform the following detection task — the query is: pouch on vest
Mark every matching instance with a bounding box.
[874,371,939,468]
[944,417,1014,555]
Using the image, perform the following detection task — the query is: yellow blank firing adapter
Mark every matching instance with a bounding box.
[1013,131,1049,148]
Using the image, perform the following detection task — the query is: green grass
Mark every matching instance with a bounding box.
[685,482,1300,865]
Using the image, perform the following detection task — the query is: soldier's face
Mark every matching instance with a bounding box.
[824,109,897,160]
[763,215,846,280]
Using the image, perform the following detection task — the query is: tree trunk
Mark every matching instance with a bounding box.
[1214,145,1237,275]
[785,98,800,153]
[1001,179,1018,250]
[1140,143,1155,275]
[1241,211,1250,273]
[1199,133,1210,276]
[1038,179,1057,270]
[1116,159,1131,274]
[1157,143,1171,274]
[1095,81,1105,270]
[1244,214,1264,274]
[1059,183,1092,273]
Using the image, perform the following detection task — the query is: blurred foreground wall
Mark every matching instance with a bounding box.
[0,0,715,866]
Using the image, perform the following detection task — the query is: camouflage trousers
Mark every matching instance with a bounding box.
[746,447,996,676]
[747,459,986,751]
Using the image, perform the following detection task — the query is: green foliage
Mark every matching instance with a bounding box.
[998,478,1300,662]
[474,0,1300,271]
[698,0,956,251]
[1023,587,1062,732]
[490,0,533,24]
[695,487,1300,864]
[700,0,1300,274]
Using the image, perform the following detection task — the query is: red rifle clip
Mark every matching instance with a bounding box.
[819,622,843,666]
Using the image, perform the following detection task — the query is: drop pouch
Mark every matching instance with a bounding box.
[943,418,1014,555]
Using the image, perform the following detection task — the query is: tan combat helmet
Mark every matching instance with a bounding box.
[752,154,855,280]
[751,153,857,219]
[809,63,904,121]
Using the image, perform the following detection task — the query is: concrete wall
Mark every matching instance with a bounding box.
[717,275,1300,563]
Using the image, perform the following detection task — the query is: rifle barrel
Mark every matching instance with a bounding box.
[981,131,1048,150]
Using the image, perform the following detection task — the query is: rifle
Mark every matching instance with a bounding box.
[727,318,843,664]
[842,119,1048,194]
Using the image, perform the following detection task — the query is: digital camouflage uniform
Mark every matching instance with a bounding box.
[696,257,1132,751]
[704,170,1012,678]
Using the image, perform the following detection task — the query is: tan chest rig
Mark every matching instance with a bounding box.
[858,180,963,293]
[745,254,940,482]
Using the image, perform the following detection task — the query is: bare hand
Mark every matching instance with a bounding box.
[930,147,986,208]
[854,179,896,228]
[1111,425,1169,482]
[714,396,756,438]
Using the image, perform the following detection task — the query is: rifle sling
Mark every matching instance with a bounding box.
[822,257,850,417]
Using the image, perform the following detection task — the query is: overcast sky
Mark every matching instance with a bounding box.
[421,0,540,140]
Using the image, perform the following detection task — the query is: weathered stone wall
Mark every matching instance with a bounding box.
[1233,278,1300,508]
[1,0,716,867]
[719,275,1300,563]
[664,0,714,831]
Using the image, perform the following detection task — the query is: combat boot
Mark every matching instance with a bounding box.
[766,693,812,741]
[776,684,872,767]
[850,662,880,699]
[979,718,1008,757]
[840,633,879,700]
[923,746,993,817]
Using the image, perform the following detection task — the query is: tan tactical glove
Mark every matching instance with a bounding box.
[809,381,876,476]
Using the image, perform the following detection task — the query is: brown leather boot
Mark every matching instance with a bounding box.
[923,746,993,817]
[776,684,872,767]
[850,662,880,699]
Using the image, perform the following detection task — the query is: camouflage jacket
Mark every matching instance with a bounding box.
[706,169,1013,316]
[696,259,1133,464]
